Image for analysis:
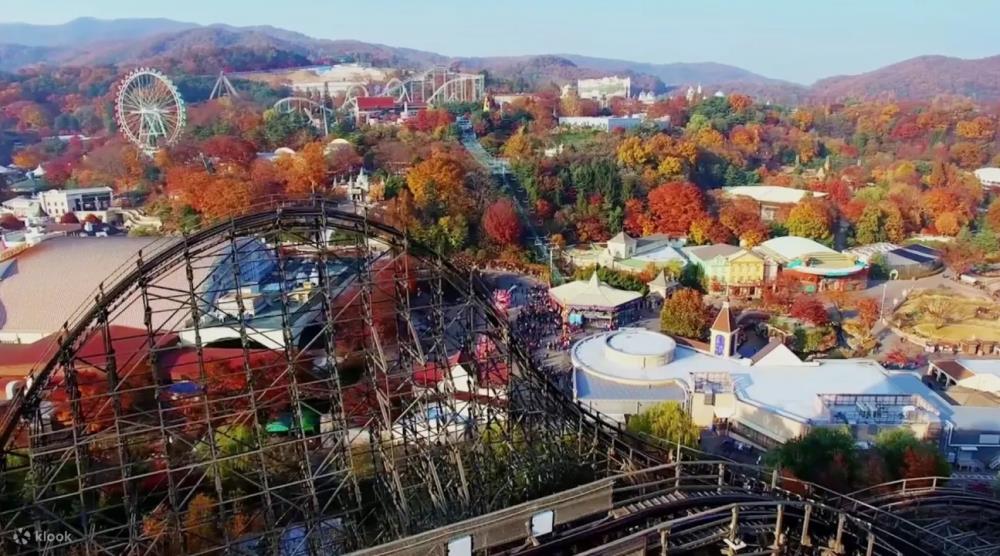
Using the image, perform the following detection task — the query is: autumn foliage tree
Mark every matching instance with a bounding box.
[647,181,706,235]
[855,297,881,331]
[767,427,858,492]
[406,150,467,209]
[786,197,834,243]
[165,166,264,220]
[790,295,829,326]
[482,198,522,246]
[0,214,25,230]
[874,429,949,484]
[660,288,709,339]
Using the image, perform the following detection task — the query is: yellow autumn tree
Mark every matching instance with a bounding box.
[502,127,537,162]
[184,493,220,553]
[406,150,466,209]
[617,136,650,169]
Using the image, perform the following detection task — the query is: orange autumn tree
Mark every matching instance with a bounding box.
[165,166,263,220]
[647,181,706,235]
[276,141,330,198]
[405,149,467,209]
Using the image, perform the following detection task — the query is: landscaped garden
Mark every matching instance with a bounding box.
[891,289,1000,343]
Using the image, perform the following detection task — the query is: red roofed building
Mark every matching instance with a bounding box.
[354,96,400,125]
[355,96,396,111]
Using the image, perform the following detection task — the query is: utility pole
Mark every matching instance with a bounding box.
[879,282,888,323]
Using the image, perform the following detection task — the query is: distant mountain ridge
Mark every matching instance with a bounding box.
[811,55,1000,101]
[2,18,1000,102]
[0,17,198,47]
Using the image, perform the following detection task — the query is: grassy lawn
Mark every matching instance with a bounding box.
[893,289,1000,343]
[913,321,1000,342]
[550,128,605,148]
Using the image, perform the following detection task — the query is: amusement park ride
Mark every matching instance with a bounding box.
[7,66,995,556]
[0,200,997,556]
[114,68,187,156]
[274,67,486,135]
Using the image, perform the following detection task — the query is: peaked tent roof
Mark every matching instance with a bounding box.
[647,270,671,288]
[608,231,637,248]
[549,272,643,309]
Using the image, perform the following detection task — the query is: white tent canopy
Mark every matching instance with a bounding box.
[550,272,642,309]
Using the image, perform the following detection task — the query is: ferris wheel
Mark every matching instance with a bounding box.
[115,68,186,155]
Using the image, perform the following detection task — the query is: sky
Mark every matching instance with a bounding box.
[2,0,999,84]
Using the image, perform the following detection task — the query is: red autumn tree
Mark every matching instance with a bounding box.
[0,213,25,230]
[59,212,80,224]
[534,198,554,220]
[856,297,881,331]
[647,181,706,235]
[482,198,522,246]
[623,198,650,236]
[200,135,258,167]
[404,108,455,133]
[941,240,984,274]
[790,295,829,326]
[719,197,764,239]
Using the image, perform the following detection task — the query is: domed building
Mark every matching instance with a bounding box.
[570,312,948,450]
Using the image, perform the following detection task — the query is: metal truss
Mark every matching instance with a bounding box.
[0,201,995,555]
[0,202,649,555]
[369,458,1000,556]
[383,68,485,106]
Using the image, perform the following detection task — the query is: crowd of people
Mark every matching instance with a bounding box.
[511,285,562,353]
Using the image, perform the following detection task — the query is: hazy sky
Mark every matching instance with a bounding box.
[3,0,998,84]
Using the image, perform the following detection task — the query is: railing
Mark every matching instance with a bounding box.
[848,475,1000,501]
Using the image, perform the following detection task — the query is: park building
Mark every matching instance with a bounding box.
[722,185,827,222]
[753,236,868,292]
[682,244,770,299]
[548,272,644,328]
[571,305,952,451]
[38,186,113,220]
[927,359,1000,471]
[645,270,679,307]
[557,115,669,132]
[598,231,688,273]
[845,242,942,279]
[974,167,1000,189]
[576,76,631,104]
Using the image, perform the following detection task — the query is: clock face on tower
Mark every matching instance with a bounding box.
[714,334,726,356]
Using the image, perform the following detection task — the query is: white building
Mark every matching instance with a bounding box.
[1,196,44,220]
[974,167,1000,188]
[571,318,950,449]
[39,187,113,219]
[598,231,688,272]
[577,76,631,102]
[558,116,669,133]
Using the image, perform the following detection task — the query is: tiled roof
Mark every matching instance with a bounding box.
[711,302,736,333]
[932,360,975,381]
[684,244,742,262]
